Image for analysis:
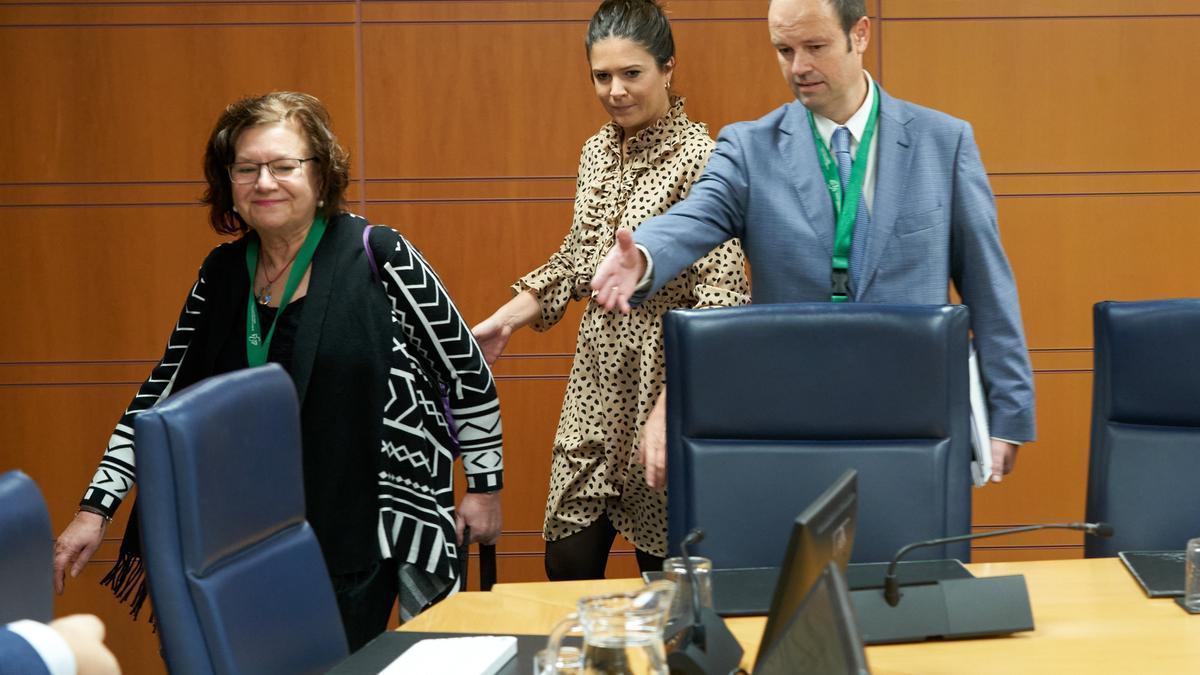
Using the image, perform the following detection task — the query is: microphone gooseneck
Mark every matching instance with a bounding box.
[680,528,706,644]
[882,522,1113,606]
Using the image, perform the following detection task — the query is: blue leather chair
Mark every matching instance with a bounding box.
[0,470,53,624]
[663,303,973,567]
[134,364,348,675]
[1086,299,1200,557]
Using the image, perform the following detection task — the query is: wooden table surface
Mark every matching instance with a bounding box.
[402,558,1200,674]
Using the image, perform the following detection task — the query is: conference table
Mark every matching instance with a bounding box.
[399,558,1200,674]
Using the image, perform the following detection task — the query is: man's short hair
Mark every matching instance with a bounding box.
[826,0,868,45]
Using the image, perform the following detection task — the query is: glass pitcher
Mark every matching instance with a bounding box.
[540,579,676,675]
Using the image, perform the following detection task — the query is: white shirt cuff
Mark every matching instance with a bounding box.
[633,244,654,292]
[990,437,1022,446]
[6,620,77,675]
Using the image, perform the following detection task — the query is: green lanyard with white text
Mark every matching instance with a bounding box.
[244,215,327,367]
[807,83,879,302]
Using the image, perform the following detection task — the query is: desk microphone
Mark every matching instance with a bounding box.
[666,528,744,675]
[883,522,1114,606]
[679,529,707,645]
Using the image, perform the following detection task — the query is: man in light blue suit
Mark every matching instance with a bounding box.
[591,0,1035,487]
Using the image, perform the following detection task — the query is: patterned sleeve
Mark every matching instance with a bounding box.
[680,140,752,309]
[375,229,505,492]
[510,147,590,332]
[689,238,751,309]
[79,264,211,518]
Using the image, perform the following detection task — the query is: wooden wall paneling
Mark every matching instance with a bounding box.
[0,23,360,183]
[0,206,230,361]
[0,384,142,533]
[881,0,1200,19]
[365,201,586,355]
[973,371,1093,554]
[0,2,353,27]
[877,15,1200,173]
[361,21,608,178]
[360,1,776,24]
[998,194,1200,350]
[490,378,570,533]
[670,20,804,135]
[970,546,1081,563]
[53,565,167,675]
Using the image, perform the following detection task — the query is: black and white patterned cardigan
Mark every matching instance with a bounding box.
[79,213,503,617]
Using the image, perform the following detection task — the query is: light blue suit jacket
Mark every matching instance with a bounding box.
[634,86,1036,441]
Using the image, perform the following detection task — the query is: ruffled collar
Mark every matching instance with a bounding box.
[599,95,692,166]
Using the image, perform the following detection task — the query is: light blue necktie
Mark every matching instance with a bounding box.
[831,126,870,294]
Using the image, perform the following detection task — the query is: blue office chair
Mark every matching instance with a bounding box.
[1086,299,1200,557]
[0,470,54,624]
[134,364,348,675]
[664,303,973,566]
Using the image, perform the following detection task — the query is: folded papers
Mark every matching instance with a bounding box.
[379,634,518,675]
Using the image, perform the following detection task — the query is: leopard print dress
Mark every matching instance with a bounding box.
[513,97,750,557]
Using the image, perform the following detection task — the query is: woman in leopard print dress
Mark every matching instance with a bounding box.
[473,0,749,579]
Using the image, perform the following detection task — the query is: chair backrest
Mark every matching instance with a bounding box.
[664,303,972,567]
[134,364,348,675]
[0,470,53,624]
[1086,299,1200,557]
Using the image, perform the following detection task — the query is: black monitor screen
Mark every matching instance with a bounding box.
[755,469,858,670]
[754,562,870,675]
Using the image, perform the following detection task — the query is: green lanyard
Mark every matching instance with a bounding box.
[806,83,880,302]
[244,215,327,367]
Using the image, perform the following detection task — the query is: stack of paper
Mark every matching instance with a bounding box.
[379,635,518,675]
[968,343,993,487]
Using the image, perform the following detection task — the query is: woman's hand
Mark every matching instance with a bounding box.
[639,391,669,489]
[455,491,502,545]
[472,291,541,365]
[471,316,513,366]
[54,511,108,594]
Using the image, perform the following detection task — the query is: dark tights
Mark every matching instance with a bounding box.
[544,514,665,580]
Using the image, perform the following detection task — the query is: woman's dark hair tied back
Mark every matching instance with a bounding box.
[586,0,675,67]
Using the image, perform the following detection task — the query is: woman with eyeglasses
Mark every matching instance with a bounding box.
[51,92,503,651]
[473,0,749,580]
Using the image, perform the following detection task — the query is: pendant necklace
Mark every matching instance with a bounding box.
[256,246,301,305]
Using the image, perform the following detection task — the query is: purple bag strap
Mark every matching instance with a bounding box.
[363,224,381,282]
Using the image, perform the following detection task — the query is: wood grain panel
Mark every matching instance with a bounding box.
[989,171,1200,197]
[361,21,613,178]
[360,20,794,179]
[0,384,142,533]
[0,206,230,362]
[1029,349,1091,373]
[999,194,1200,350]
[0,2,353,26]
[973,371,1092,529]
[367,177,575,202]
[970,546,1081,563]
[0,181,363,208]
[489,378,569,532]
[361,0,875,22]
[882,0,1200,19]
[0,24,359,183]
[879,16,1200,173]
[53,565,166,675]
[365,202,586,355]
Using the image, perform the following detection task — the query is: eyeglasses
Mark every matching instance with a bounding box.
[228,157,318,184]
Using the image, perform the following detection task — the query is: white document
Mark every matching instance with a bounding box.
[968,343,993,488]
[379,635,518,675]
